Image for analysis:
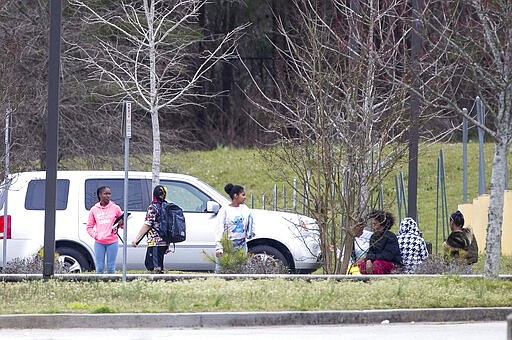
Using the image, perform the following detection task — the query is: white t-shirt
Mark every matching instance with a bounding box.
[214,204,254,251]
[353,229,372,261]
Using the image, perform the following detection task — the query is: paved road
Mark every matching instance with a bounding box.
[0,322,506,340]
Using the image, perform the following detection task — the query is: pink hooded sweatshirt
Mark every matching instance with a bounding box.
[86,201,123,245]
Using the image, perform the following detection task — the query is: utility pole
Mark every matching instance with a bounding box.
[43,0,62,279]
[408,0,423,221]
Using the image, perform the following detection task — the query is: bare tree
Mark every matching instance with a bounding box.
[67,0,248,186]
[421,0,512,277]
[0,1,122,172]
[0,1,50,172]
[242,0,424,274]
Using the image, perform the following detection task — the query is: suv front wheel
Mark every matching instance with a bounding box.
[56,247,90,273]
[249,244,290,269]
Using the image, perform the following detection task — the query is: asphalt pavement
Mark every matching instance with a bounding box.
[0,322,507,340]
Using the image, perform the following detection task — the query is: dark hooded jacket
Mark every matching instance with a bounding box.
[446,227,478,265]
[367,230,403,266]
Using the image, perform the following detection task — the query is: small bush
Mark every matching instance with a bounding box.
[206,235,290,274]
[2,250,66,274]
[243,254,290,274]
[415,254,473,274]
[215,236,250,274]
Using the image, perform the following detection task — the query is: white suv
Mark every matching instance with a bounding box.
[0,171,322,273]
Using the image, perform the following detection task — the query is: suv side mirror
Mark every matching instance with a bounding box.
[206,201,220,214]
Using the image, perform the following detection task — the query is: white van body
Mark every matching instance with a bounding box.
[0,171,322,273]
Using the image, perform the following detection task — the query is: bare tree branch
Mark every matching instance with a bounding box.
[422,0,512,277]
[67,0,248,185]
[242,0,425,274]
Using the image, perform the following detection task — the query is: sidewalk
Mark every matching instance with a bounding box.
[0,307,511,329]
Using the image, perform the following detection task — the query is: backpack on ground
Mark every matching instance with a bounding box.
[158,201,186,247]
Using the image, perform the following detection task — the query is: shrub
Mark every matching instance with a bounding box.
[243,254,290,274]
[2,250,66,274]
[415,254,473,274]
[205,235,290,274]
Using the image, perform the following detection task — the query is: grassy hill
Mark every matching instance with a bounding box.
[62,142,501,253]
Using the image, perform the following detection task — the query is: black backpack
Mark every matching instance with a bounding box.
[158,201,186,245]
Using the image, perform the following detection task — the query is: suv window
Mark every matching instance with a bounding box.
[25,179,70,210]
[161,180,212,212]
[85,179,150,211]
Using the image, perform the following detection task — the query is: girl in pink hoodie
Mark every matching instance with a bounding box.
[87,186,123,274]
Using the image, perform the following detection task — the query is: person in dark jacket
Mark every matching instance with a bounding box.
[358,210,402,274]
[131,185,170,273]
[443,210,478,271]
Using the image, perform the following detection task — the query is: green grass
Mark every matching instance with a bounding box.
[1,276,511,314]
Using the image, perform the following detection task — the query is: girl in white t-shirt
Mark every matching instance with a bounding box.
[214,183,255,272]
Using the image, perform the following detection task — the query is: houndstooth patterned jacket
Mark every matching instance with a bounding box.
[397,217,429,273]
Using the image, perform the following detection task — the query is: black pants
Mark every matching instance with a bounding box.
[144,245,167,271]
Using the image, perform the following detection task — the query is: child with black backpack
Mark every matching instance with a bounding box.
[131,185,170,274]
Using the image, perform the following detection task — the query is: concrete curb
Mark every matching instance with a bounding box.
[2,273,512,282]
[0,308,511,329]
[508,313,512,340]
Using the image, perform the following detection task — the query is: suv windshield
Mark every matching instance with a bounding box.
[160,180,212,213]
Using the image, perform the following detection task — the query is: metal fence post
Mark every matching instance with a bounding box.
[283,185,287,212]
[304,171,311,214]
[400,172,407,215]
[462,108,468,203]
[395,174,402,221]
[436,153,440,254]
[440,150,447,242]
[378,185,384,210]
[476,96,486,195]
[273,185,277,211]
[292,178,297,213]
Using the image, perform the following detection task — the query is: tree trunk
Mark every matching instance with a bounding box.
[144,0,161,188]
[484,137,510,278]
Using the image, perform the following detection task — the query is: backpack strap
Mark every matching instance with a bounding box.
[168,243,176,253]
[151,200,166,232]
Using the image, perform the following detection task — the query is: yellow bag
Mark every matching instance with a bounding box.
[347,265,361,275]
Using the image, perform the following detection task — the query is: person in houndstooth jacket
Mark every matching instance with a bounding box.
[397,217,429,274]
